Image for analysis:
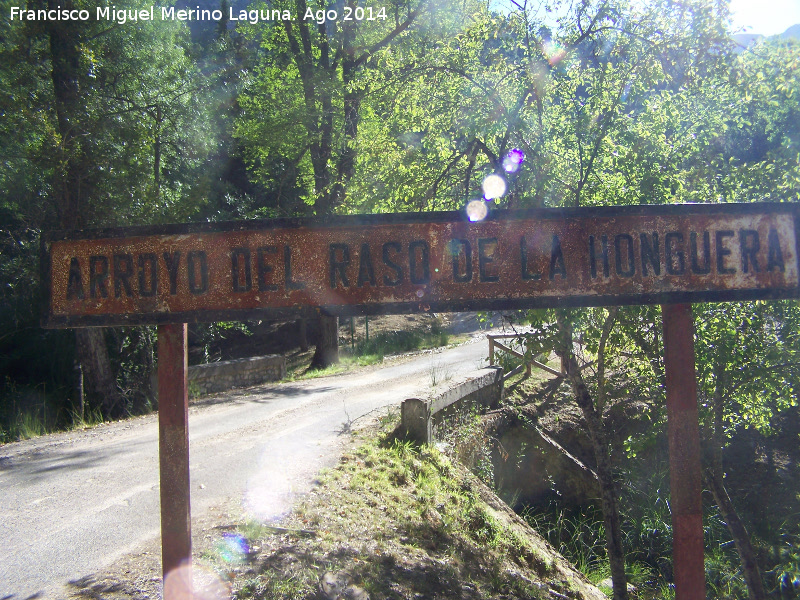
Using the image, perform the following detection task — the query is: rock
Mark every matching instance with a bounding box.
[599,578,637,594]
[343,585,369,600]
[320,572,369,600]
[320,571,348,600]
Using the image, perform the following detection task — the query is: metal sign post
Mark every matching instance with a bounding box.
[157,323,192,592]
[662,304,706,599]
[40,203,800,598]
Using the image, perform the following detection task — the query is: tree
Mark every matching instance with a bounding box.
[553,307,630,599]
[397,1,757,596]
[693,301,800,599]
[236,0,428,367]
[0,0,213,419]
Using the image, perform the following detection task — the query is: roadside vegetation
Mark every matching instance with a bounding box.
[0,315,455,442]
[473,307,800,600]
[286,316,454,380]
[202,415,605,600]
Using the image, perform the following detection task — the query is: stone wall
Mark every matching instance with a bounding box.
[187,355,286,396]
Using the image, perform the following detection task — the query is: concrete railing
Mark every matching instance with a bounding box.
[401,366,503,444]
[185,354,285,397]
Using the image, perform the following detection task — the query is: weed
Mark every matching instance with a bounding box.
[14,410,45,440]
[769,523,800,594]
[521,504,607,577]
[352,328,450,360]
[211,420,599,600]
[445,414,495,487]
[187,380,202,399]
[69,405,105,430]
[429,361,453,390]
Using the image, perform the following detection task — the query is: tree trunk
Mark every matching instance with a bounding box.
[48,6,123,419]
[704,468,767,600]
[556,311,628,600]
[567,365,629,600]
[298,318,309,353]
[153,105,162,198]
[310,312,339,369]
[47,0,84,229]
[75,328,125,419]
[706,360,767,600]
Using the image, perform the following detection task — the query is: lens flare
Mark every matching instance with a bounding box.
[466,200,488,222]
[502,149,525,173]
[482,174,506,199]
[216,533,250,563]
[163,564,230,600]
[543,40,567,66]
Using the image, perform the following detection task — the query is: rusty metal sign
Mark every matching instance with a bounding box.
[41,203,800,328]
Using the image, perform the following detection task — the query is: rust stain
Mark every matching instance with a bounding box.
[43,207,800,326]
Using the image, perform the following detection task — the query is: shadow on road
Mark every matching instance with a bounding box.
[0,448,109,478]
[190,384,341,409]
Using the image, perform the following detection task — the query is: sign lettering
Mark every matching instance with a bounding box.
[42,204,800,327]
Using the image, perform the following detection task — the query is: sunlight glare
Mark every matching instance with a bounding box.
[482,174,507,199]
[163,564,230,600]
[466,200,489,222]
[216,533,250,563]
[502,149,525,173]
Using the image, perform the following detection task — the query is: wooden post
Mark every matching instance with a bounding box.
[74,361,84,421]
[157,323,192,593]
[524,338,532,377]
[662,304,706,600]
[488,336,495,365]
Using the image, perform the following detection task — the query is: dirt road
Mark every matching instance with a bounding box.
[0,334,493,598]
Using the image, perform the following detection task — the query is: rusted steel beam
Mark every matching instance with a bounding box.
[662,304,706,600]
[157,323,192,592]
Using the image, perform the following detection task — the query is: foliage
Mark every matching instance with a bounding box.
[0,0,225,425]
[694,300,800,440]
[351,326,449,359]
[206,420,603,600]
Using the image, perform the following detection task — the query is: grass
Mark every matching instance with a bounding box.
[521,504,608,580]
[354,328,450,359]
[519,488,796,600]
[12,410,46,440]
[1,397,108,444]
[200,417,602,600]
[428,361,454,390]
[283,320,456,381]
